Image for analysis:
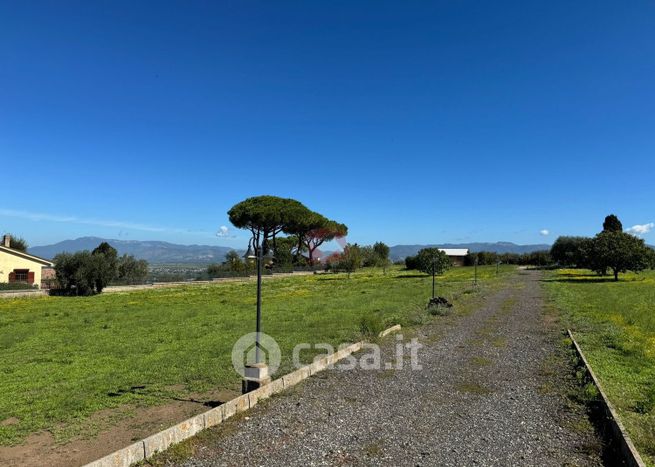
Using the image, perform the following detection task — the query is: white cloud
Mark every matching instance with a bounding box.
[626,222,654,236]
[539,229,550,236]
[0,208,210,236]
[216,225,235,238]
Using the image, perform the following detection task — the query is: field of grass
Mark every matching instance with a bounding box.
[0,265,513,446]
[545,268,655,465]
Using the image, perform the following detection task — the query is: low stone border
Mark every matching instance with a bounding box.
[0,289,47,299]
[84,325,401,467]
[567,329,646,467]
[102,271,315,294]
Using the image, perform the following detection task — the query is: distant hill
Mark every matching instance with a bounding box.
[29,237,237,264]
[389,242,551,261]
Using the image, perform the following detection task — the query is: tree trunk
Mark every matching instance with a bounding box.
[614,269,619,281]
[296,237,303,262]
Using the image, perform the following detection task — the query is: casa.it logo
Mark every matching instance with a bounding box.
[231,332,281,377]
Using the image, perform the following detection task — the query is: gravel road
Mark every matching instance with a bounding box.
[167,270,604,466]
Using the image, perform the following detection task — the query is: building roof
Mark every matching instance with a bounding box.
[0,245,54,267]
[439,248,469,257]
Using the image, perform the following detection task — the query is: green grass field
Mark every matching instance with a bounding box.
[545,269,655,465]
[0,265,511,446]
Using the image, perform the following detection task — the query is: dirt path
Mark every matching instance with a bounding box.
[163,270,604,466]
[0,387,240,467]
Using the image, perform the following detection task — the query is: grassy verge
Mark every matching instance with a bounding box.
[544,268,655,466]
[0,265,513,445]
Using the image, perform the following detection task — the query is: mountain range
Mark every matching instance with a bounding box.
[28,237,237,264]
[28,237,552,264]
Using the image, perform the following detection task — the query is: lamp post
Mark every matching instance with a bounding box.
[245,242,263,363]
[242,239,274,393]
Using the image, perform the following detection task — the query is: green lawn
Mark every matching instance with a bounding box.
[545,269,655,465]
[0,265,511,445]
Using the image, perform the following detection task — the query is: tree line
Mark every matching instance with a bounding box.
[207,241,393,277]
[402,214,655,282]
[549,214,655,281]
[405,249,552,270]
[325,241,391,274]
[463,250,552,267]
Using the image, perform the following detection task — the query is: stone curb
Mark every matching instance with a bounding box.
[83,324,402,467]
[379,324,401,337]
[567,329,646,467]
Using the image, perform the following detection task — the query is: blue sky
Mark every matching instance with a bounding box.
[1,1,654,248]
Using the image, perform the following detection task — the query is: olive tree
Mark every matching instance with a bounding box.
[373,242,390,263]
[91,242,118,293]
[416,248,451,276]
[331,243,362,277]
[117,254,149,284]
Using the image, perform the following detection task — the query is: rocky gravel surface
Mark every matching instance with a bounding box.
[168,271,603,466]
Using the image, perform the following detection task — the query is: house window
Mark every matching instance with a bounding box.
[11,269,29,282]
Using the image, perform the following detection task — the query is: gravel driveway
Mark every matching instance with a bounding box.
[164,270,603,466]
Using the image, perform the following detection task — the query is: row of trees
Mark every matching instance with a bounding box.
[206,241,392,277]
[550,215,655,281]
[463,250,552,267]
[322,242,386,272]
[54,242,149,295]
[207,250,254,277]
[407,248,547,271]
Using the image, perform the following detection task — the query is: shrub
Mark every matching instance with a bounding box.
[0,282,37,291]
[404,255,420,270]
[427,296,453,316]
[359,314,384,338]
[329,244,362,276]
[361,242,390,268]
[427,303,451,316]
